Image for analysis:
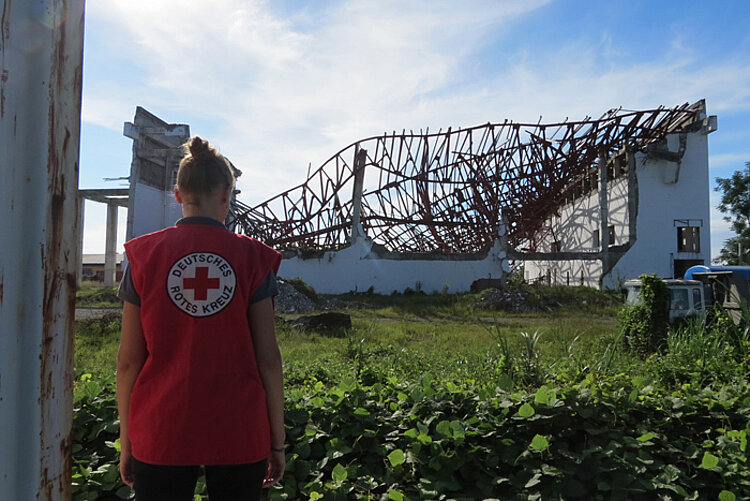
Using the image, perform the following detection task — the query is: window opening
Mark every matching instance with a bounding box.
[677,226,700,253]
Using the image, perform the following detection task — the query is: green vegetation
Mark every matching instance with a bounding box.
[619,274,670,356]
[76,282,123,308]
[714,161,750,265]
[72,285,750,500]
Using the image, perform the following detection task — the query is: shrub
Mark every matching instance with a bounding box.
[619,274,670,356]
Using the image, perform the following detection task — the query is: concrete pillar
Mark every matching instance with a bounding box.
[0,1,85,499]
[626,150,638,247]
[77,196,86,287]
[598,148,610,276]
[349,147,367,243]
[104,203,118,287]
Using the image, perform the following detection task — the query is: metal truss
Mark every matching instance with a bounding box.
[229,101,704,253]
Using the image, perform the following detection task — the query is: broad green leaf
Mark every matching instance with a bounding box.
[331,463,347,482]
[309,492,323,500]
[701,452,719,469]
[518,402,535,418]
[534,386,554,405]
[636,432,656,442]
[719,490,736,501]
[354,407,370,416]
[388,449,405,467]
[436,420,452,437]
[338,378,357,392]
[628,388,639,403]
[416,432,432,444]
[530,434,549,451]
[497,373,513,391]
[450,420,465,439]
[411,387,424,401]
[728,430,747,452]
[388,489,405,501]
[105,438,121,452]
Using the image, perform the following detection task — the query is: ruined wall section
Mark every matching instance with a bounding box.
[607,126,712,286]
[279,231,509,294]
[523,121,714,289]
[123,107,189,241]
[524,175,629,287]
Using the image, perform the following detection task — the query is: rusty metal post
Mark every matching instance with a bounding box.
[104,203,118,287]
[349,146,367,243]
[0,1,85,500]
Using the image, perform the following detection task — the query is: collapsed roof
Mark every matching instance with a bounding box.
[228,101,707,253]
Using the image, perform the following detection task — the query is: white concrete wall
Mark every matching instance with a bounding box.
[524,126,712,289]
[131,182,183,238]
[279,235,509,294]
[607,129,711,287]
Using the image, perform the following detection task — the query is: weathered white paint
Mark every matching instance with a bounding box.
[524,116,714,289]
[130,181,182,238]
[124,107,189,241]
[0,1,85,499]
[279,233,510,294]
[104,203,119,286]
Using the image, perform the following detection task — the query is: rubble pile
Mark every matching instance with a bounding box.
[475,287,533,312]
[275,279,318,313]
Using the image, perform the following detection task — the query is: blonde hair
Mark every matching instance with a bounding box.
[176,136,235,200]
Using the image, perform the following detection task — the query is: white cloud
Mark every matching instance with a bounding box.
[83,0,556,198]
[82,0,750,215]
[710,153,750,169]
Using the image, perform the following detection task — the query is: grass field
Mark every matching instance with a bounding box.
[73,282,750,500]
[74,282,623,385]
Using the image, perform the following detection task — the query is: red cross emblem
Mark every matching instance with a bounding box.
[168,253,236,317]
[183,267,221,301]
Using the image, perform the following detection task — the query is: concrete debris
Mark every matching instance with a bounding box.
[475,287,534,313]
[275,279,319,313]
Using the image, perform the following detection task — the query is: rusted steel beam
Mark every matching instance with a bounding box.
[228,103,704,254]
[0,1,85,500]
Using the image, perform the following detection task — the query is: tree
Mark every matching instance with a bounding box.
[714,162,750,265]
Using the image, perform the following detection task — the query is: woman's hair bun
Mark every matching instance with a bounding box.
[188,136,211,160]
[177,136,234,197]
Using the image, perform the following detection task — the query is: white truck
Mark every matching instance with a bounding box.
[623,266,750,325]
[623,278,706,323]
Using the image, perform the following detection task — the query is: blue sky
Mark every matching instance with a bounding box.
[79,0,750,260]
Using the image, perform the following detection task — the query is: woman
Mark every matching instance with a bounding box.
[116,137,285,500]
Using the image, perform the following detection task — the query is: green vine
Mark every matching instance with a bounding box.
[619,274,670,356]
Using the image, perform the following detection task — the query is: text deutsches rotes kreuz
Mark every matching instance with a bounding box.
[166,252,237,317]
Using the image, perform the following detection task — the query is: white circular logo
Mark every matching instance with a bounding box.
[166,252,236,317]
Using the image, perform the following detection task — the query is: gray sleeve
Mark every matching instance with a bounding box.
[251,270,278,303]
[117,265,141,306]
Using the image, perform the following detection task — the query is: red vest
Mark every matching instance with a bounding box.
[124,222,281,465]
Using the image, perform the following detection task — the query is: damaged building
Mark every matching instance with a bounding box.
[113,101,716,293]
